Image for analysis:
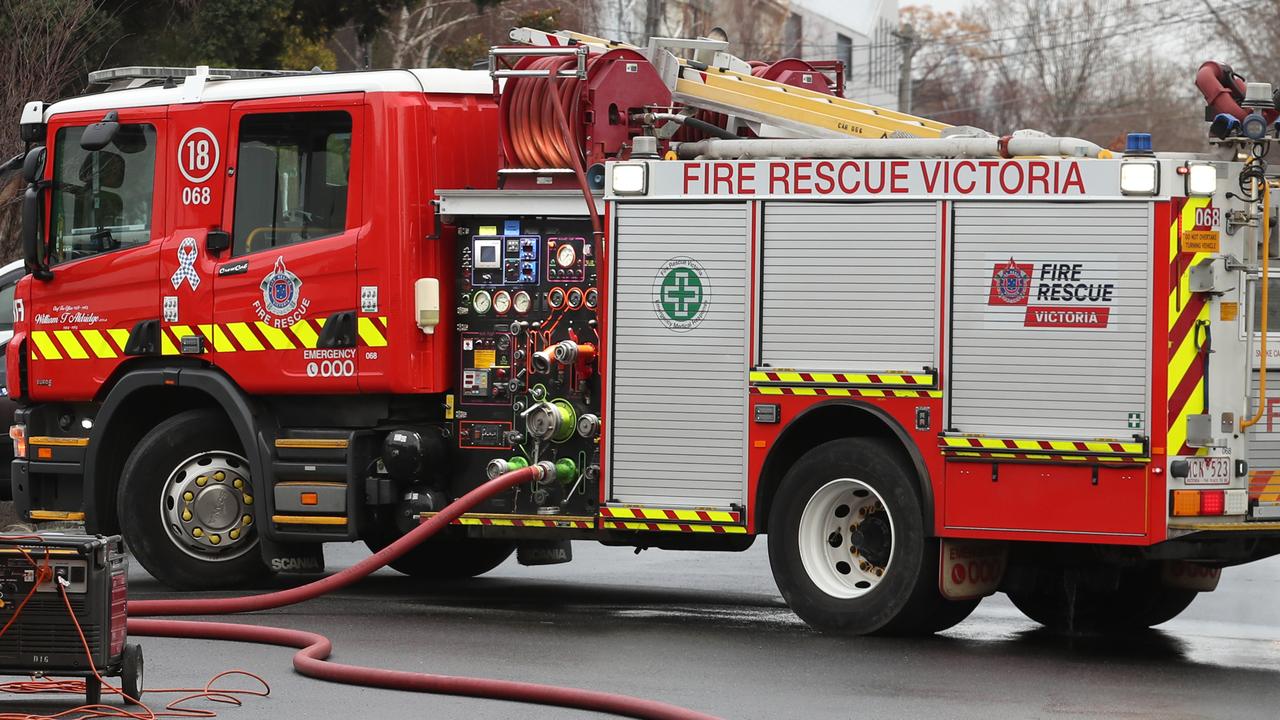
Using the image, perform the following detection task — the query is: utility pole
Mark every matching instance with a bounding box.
[893,22,917,114]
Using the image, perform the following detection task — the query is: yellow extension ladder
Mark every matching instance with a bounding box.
[507,27,950,140]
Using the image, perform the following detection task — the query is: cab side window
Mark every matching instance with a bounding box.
[232,111,352,256]
[49,124,157,264]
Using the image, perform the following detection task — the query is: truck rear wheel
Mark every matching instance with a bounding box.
[364,530,514,579]
[118,408,270,590]
[1007,564,1198,633]
[768,438,979,635]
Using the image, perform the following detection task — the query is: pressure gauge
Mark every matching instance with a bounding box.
[513,290,532,314]
[547,287,566,309]
[493,290,512,314]
[566,287,583,309]
[556,243,577,268]
[472,290,492,315]
[584,287,599,309]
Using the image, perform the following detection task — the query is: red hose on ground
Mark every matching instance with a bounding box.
[126,466,721,720]
[129,619,714,720]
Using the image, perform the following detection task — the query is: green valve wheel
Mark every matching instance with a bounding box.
[554,458,578,483]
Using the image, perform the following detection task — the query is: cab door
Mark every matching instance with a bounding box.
[213,96,364,394]
[25,108,168,401]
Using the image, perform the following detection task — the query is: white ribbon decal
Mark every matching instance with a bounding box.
[171,237,200,290]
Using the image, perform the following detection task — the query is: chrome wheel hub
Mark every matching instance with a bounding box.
[160,450,256,561]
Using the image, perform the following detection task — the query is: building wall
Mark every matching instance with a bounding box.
[587,0,900,109]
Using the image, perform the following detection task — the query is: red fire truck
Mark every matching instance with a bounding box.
[6,29,1278,635]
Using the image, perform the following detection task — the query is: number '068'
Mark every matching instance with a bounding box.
[182,186,212,205]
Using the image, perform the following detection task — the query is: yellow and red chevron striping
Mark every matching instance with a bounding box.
[945,450,1149,464]
[457,517,593,530]
[599,507,741,523]
[943,437,1135,454]
[602,520,749,534]
[1249,470,1280,503]
[749,370,935,386]
[1167,197,1212,456]
[422,512,595,529]
[30,316,389,360]
[750,386,941,399]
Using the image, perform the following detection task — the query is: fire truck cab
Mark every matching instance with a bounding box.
[7,34,1280,636]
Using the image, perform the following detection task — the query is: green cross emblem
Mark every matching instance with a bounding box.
[660,267,703,322]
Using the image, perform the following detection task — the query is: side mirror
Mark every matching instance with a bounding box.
[205,230,231,254]
[80,110,120,152]
[21,146,45,184]
[22,184,50,280]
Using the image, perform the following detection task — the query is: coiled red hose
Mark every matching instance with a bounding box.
[500,55,587,168]
[127,466,720,720]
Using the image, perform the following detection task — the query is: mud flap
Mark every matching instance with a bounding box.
[1161,560,1221,591]
[260,536,325,574]
[939,539,1008,600]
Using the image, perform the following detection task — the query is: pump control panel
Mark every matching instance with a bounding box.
[453,217,601,517]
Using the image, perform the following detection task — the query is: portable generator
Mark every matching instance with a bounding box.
[0,533,142,706]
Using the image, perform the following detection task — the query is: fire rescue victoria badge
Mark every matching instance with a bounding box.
[989,258,1032,305]
[254,256,311,328]
[653,257,709,332]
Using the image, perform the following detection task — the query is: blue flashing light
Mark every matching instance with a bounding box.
[1125,132,1153,154]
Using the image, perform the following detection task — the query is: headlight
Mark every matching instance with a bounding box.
[1120,158,1159,195]
[1185,163,1217,196]
[610,163,648,195]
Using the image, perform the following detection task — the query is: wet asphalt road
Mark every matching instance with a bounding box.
[7,538,1280,720]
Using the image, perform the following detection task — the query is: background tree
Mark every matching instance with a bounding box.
[0,0,112,259]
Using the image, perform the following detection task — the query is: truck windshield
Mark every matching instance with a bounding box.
[49,123,157,264]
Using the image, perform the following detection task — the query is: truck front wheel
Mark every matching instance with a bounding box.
[118,408,270,590]
[768,438,979,635]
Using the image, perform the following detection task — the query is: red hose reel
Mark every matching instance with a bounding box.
[499,48,671,169]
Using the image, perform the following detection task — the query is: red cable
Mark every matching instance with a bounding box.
[127,467,720,720]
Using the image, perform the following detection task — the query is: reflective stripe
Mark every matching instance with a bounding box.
[80,329,117,359]
[27,316,388,359]
[256,322,297,350]
[289,320,319,349]
[107,328,131,352]
[227,322,265,352]
[53,330,89,360]
[200,324,236,352]
[271,514,347,526]
[357,317,387,347]
[31,332,63,361]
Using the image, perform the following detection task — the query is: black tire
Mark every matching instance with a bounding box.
[364,531,515,579]
[118,408,270,590]
[768,438,979,635]
[85,676,101,706]
[121,643,144,705]
[1007,564,1199,633]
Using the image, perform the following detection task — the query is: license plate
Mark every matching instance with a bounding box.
[1185,456,1231,485]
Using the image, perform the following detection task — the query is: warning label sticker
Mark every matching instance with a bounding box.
[1181,230,1220,253]
[986,258,1118,329]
